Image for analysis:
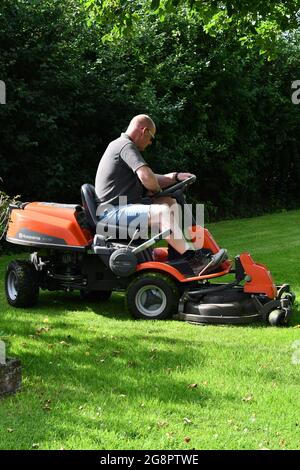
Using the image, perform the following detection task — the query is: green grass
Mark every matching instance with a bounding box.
[0,209,300,450]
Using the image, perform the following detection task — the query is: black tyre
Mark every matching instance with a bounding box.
[126,272,179,320]
[5,260,39,307]
[80,290,112,302]
[268,308,287,326]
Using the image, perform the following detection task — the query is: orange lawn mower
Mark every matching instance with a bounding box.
[4,176,295,326]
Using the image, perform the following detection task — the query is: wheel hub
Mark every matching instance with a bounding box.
[7,271,18,300]
[136,285,167,317]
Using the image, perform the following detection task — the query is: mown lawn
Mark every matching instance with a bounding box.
[0,209,300,450]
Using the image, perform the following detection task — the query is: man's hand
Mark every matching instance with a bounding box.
[155,172,196,188]
[176,172,195,181]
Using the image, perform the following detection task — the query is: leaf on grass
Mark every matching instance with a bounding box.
[7,428,14,433]
[188,383,198,389]
[184,436,191,443]
[183,417,193,425]
[242,393,254,402]
[35,327,51,335]
[32,443,39,449]
[59,341,69,347]
[157,420,168,428]
[128,361,138,368]
[259,446,270,450]
[42,399,52,411]
[112,350,121,356]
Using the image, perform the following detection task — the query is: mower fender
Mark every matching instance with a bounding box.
[239,253,277,299]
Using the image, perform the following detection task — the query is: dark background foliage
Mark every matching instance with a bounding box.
[1,0,300,220]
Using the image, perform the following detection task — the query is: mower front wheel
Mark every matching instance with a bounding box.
[126,272,179,320]
[268,308,289,326]
[5,260,39,308]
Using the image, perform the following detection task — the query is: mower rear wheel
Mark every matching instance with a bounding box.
[5,260,39,307]
[126,272,179,320]
[80,290,112,302]
[268,308,288,326]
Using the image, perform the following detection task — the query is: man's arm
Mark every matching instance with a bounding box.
[136,165,161,193]
[156,172,195,188]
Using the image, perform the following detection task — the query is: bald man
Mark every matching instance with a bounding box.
[95,114,224,273]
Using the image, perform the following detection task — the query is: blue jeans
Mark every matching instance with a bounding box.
[97,204,151,239]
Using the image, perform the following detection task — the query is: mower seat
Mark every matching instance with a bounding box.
[80,184,153,262]
[81,183,98,232]
[80,183,147,245]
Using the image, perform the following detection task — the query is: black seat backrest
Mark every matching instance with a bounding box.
[81,184,98,232]
[80,184,153,260]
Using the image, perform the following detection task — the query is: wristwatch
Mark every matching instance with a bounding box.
[174,172,180,182]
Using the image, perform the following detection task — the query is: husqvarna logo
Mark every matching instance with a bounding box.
[19,232,41,241]
[0,80,6,105]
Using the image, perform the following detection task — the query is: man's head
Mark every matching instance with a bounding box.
[125,114,156,151]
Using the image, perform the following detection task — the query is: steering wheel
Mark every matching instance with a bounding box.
[152,175,196,198]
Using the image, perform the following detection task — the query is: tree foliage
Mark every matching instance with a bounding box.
[81,0,300,56]
[1,0,300,221]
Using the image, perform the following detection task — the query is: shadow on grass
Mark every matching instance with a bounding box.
[21,290,131,321]
[0,328,220,449]
[2,290,300,448]
[9,284,300,325]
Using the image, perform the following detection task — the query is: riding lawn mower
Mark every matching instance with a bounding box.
[4,176,295,326]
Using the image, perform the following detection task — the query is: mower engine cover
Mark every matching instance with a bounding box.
[109,248,137,277]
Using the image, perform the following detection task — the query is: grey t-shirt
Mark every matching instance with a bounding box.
[95,133,148,206]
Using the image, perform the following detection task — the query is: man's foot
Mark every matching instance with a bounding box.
[168,246,227,276]
[183,248,227,275]
[168,246,211,262]
[195,248,228,276]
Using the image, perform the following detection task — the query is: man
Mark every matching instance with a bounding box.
[95,114,225,273]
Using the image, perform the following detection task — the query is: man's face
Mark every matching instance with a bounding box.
[137,126,156,151]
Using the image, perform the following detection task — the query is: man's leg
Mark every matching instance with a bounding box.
[149,198,193,254]
[149,200,227,274]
